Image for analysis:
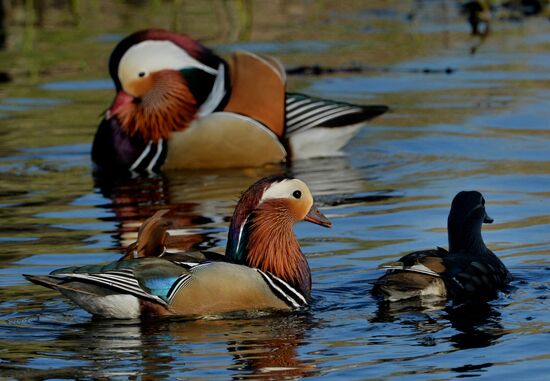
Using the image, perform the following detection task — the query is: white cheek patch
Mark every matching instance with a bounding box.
[118,40,217,88]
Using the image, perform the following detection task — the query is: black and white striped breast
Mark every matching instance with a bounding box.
[257,269,308,309]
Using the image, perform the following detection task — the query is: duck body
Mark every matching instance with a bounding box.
[373,191,512,303]
[91,29,388,172]
[25,258,302,319]
[25,176,332,319]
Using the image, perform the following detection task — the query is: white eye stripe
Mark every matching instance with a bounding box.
[261,179,309,202]
[118,40,217,87]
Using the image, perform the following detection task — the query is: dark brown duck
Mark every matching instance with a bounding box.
[373,191,512,302]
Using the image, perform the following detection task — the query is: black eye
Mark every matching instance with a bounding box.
[138,71,146,78]
[293,190,302,199]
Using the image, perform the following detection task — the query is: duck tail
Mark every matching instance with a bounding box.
[24,274,65,290]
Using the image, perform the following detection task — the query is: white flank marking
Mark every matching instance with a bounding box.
[62,291,141,319]
[289,124,363,159]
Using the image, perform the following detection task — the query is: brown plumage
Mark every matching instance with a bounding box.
[92,29,388,172]
[245,199,311,298]
[121,209,172,260]
[114,71,198,142]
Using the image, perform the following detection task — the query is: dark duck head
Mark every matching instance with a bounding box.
[104,29,226,142]
[447,190,493,253]
[225,176,332,300]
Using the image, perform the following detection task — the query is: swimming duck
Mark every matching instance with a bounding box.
[373,191,511,302]
[24,176,331,319]
[91,29,388,172]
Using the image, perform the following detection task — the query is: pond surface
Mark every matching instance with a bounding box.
[0,1,549,379]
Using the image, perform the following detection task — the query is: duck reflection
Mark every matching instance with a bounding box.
[94,156,385,255]
[222,314,317,379]
[60,313,317,379]
[445,302,504,349]
[372,298,505,350]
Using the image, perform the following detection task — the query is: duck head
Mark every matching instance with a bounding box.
[105,29,226,142]
[226,176,331,298]
[447,190,493,252]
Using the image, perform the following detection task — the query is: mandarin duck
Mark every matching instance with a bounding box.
[373,191,512,302]
[25,176,332,319]
[91,29,388,172]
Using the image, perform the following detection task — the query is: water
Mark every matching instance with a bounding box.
[1,1,549,379]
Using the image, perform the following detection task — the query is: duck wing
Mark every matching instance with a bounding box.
[434,249,512,300]
[378,247,510,301]
[377,247,449,277]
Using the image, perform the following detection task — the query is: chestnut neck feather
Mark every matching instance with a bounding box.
[243,199,311,299]
[116,71,198,142]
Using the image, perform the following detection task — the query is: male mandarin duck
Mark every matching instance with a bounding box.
[24,176,332,319]
[373,191,512,302]
[91,29,388,172]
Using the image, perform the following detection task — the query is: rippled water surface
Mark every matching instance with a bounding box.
[1,1,549,379]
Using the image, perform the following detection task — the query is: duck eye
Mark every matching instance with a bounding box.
[138,71,147,78]
[293,190,302,199]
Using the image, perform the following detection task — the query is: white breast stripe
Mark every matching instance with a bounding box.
[198,63,226,117]
[130,141,152,171]
[146,139,164,172]
[166,274,192,303]
[257,270,307,308]
[258,270,299,308]
[266,272,308,306]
